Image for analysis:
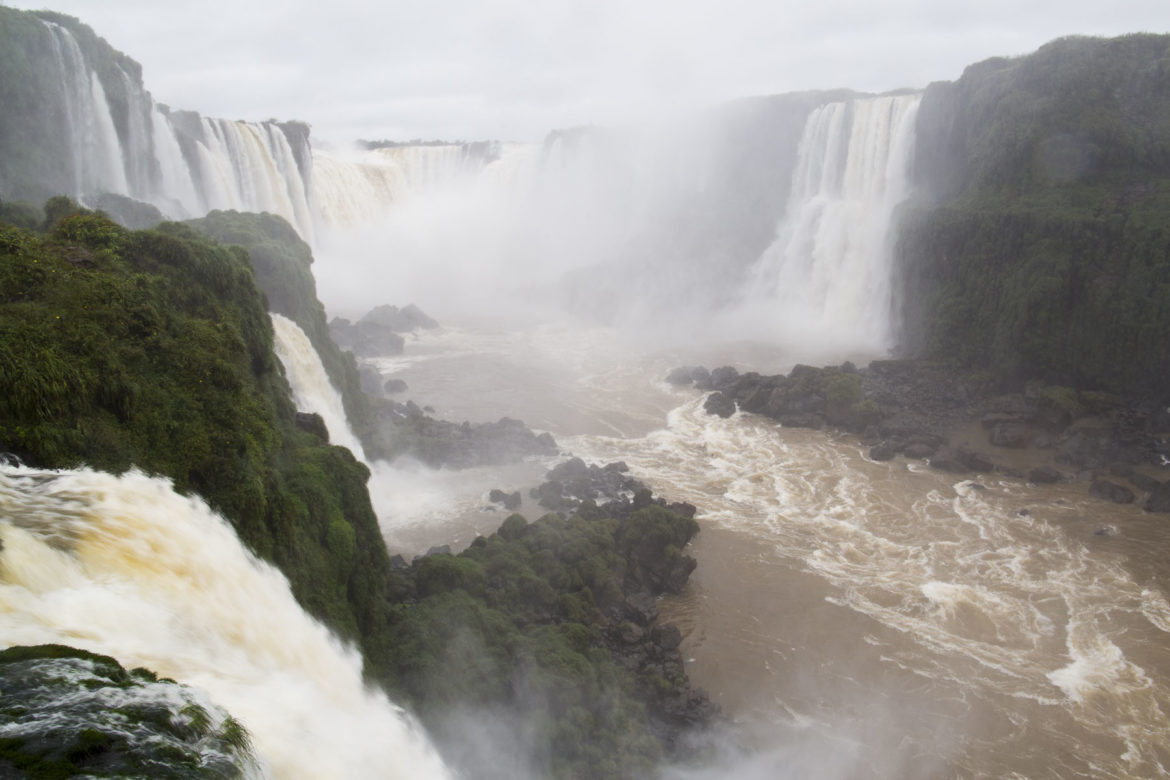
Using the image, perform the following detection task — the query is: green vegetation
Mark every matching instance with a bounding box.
[901,34,1170,399]
[0,200,706,777]
[187,210,373,444]
[379,503,701,779]
[0,644,254,778]
[0,201,392,652]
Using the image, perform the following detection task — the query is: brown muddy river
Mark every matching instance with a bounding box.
[368,322,1170,779]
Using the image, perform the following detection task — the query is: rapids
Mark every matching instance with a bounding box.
[366,322,1170,779]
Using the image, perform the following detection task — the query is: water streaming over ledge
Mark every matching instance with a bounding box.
[0,465,452,780]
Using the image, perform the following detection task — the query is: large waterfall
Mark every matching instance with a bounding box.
[746,94,921,354]
[0,465,451,779]
[7,17,315,240]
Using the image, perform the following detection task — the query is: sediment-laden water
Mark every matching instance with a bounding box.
[376,322,1170,779]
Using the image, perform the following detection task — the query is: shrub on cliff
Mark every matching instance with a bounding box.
[0,205,392,655]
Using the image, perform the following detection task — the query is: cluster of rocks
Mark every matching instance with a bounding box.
[329,303,438,358]
[671,360,1170,512]
[366,399,557,469]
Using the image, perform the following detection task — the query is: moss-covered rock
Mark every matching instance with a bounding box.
[0,644,254,779]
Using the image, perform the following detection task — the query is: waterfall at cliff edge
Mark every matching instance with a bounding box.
[747,94,920,355]
[0,465,452,780]
[27,18,315,240]
[270,313,368,459]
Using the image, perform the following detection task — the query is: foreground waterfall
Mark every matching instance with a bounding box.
[0,465,451,780]
[747,94,920,354]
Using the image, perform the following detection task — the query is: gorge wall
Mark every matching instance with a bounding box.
[897,33,1170,399]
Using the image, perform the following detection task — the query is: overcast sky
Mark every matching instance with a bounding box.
[7,0,1170,143]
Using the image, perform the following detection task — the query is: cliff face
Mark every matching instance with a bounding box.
[897,34,1170,399]
[0,8,315,238]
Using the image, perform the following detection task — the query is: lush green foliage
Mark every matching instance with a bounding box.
[0,204,391,652]
[186,210,373,440]
[901,34,1170,399]
[380,504,700,779]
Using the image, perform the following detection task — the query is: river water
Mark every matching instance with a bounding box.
[371,321,1170,779]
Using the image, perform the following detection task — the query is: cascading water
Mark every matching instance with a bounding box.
[20,18,316,239]
[746,94,920,356]
[0,465,452,779]
[270,313,367,459]
[311,143,511,228]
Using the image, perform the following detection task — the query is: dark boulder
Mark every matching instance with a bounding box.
[869,441,899,461]
[488,489,522,511]
[383,378,408,394]
[703,392,736,419]
[1029,465,1064,484]
[1145,481,1170,513]
[707,366,740,391]
[988,422,1030,448]
[903,441,937,459]
[1089,479,1135,504]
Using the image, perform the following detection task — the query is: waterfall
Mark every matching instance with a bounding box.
[23,19,316,240]
[747,94,921,355]
[270,314,367,459]
[311,143,508,228]
[0,464,451,779]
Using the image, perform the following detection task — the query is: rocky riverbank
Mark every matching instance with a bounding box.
[670,360,1170,512]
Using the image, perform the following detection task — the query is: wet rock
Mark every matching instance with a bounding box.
[903,441,938,459]
[868,441,899,461]
[707,366,740,391]
[929,447,968,473]
[361,303,439,332]
[1028,465,1064,484]
[1126,471,1162,494]
[425,544,452,556]
[488,489,522,511]
[988,422,1030,448]
[389,554,409,570]
[383,378,408,394]
[651,624,683,651]
[1145,481,1170,513]
[958,448,995,472]
[1089,479,1135,504]
[624,592,660,626]
[329,317,405,357]
[703,391,736,419]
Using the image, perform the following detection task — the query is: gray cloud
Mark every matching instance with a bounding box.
[7,0,1170,141]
